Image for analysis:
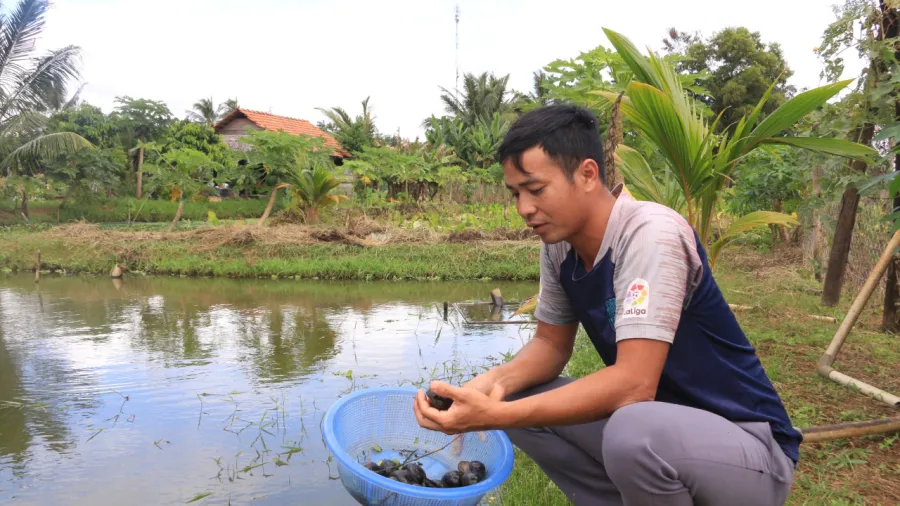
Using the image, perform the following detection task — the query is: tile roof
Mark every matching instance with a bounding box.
[214,108,351,158]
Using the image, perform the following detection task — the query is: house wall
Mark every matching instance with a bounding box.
[219,118,260,152]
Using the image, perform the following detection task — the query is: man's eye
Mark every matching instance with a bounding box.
[530,187,545,196]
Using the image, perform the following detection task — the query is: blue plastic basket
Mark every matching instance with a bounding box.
[322,387,515,506]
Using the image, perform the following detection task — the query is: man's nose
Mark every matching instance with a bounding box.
[516,194,536,218]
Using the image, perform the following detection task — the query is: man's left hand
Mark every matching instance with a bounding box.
[413,381,501,435]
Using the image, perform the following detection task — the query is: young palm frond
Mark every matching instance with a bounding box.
[596,28,877,265]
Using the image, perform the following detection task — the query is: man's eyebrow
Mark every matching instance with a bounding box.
[505,178,543,190]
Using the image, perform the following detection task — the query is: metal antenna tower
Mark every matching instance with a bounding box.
[455,4,460,104]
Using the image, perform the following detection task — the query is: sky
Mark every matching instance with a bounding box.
[36,0,864,140]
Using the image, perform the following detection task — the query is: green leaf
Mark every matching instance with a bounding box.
[746,79,854,148]
[602,28,659,89]
[709,211,799,268]
[3,132,94,170]
[186,492,213,503]
[874,124,900,141]
[762,136,878,163]
[856,171,899,196]
[891,173,900,196]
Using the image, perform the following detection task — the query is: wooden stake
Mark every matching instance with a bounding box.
[490,288,503,307]
[34,250,40,283]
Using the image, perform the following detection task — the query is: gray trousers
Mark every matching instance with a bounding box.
[504,377,796,506]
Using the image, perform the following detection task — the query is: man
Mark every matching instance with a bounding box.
[413,104,801,505]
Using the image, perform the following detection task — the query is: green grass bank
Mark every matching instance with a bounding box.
[0,225,540,281]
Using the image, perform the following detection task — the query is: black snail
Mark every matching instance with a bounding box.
[360,459,488,488]
[425,389,453,411]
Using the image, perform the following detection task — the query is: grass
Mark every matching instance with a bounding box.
[0,223,540,281]
[0,197,272,225]
[498,247,900,506]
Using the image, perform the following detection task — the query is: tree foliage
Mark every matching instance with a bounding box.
[316,97,377,154]
[671,27,796,133]
[598,28,877,266]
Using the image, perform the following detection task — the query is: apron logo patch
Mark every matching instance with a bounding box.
[622,278,649,319]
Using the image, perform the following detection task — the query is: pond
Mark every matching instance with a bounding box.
[0,275,538,505]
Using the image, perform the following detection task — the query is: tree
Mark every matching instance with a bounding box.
[286,163,346,223]
[237,129,335,225]
[161,120,231,166]
[0,0,93,218]
[598,28,877,267]
[316,97,377,153]
[113,96,173,198]
[815,0,897,308]
[438,71,517,127]
[674,27,796,133]
[186,97,217,126]
[47,103,120,149]
[217,98,239,119]
[143,148,223,232]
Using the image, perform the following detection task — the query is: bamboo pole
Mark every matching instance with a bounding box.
[34,250,40,283]
[801,416,900,443]
[817,228,900,407]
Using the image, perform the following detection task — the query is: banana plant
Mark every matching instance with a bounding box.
[596,28,879,267]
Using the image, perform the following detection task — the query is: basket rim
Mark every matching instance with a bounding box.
[322,386,516,500]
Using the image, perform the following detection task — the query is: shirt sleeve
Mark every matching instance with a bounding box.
[534,243,577,326]
[613,207,703,344]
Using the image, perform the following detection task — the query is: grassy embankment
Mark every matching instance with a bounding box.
[501,249,900,506]
[0,223,538,280]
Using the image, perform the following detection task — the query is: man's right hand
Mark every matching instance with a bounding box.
[463,370,508,402]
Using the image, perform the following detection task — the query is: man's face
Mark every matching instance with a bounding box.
[503,147,592,244]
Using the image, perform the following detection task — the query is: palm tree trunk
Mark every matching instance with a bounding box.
[20,187,28,220]
[258,187,280,226]
[812,166,825,281]
[168,200,184,233]
[305,206,320,224]
[136,145,145,199]
[822,124,875,306]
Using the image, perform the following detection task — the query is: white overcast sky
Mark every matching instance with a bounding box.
[36,0,864,139]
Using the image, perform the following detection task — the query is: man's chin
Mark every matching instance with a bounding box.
[536,229,565,244]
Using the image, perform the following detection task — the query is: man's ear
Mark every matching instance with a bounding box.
[576,159,601,191]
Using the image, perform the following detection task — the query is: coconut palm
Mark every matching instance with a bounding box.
[286,163,347,223]
[0,0,91,159]
[0,0,93,216]
[315,96,376,153]
[217,98,239,119]
[597,28,878,267]
[187,97,217,126]
[438,72,516,127]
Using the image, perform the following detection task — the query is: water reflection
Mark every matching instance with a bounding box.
[0,274,536,505]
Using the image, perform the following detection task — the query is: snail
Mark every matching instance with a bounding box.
[457,460,487,481]
[425,389,453,410]
[422,478,445,488]
[401,462,426,484]
[441,470,463,488]
[460,472,480,486]
[389,469,415,484]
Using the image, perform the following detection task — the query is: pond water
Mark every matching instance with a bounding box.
[0,275,538,505]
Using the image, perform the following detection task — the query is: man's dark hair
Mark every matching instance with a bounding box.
[496,104,605,183]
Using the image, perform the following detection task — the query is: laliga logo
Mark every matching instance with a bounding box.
[622,278,649,319]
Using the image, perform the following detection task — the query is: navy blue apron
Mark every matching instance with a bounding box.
[557,231,802,463]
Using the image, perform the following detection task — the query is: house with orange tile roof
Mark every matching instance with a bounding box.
[214,108,351,164]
